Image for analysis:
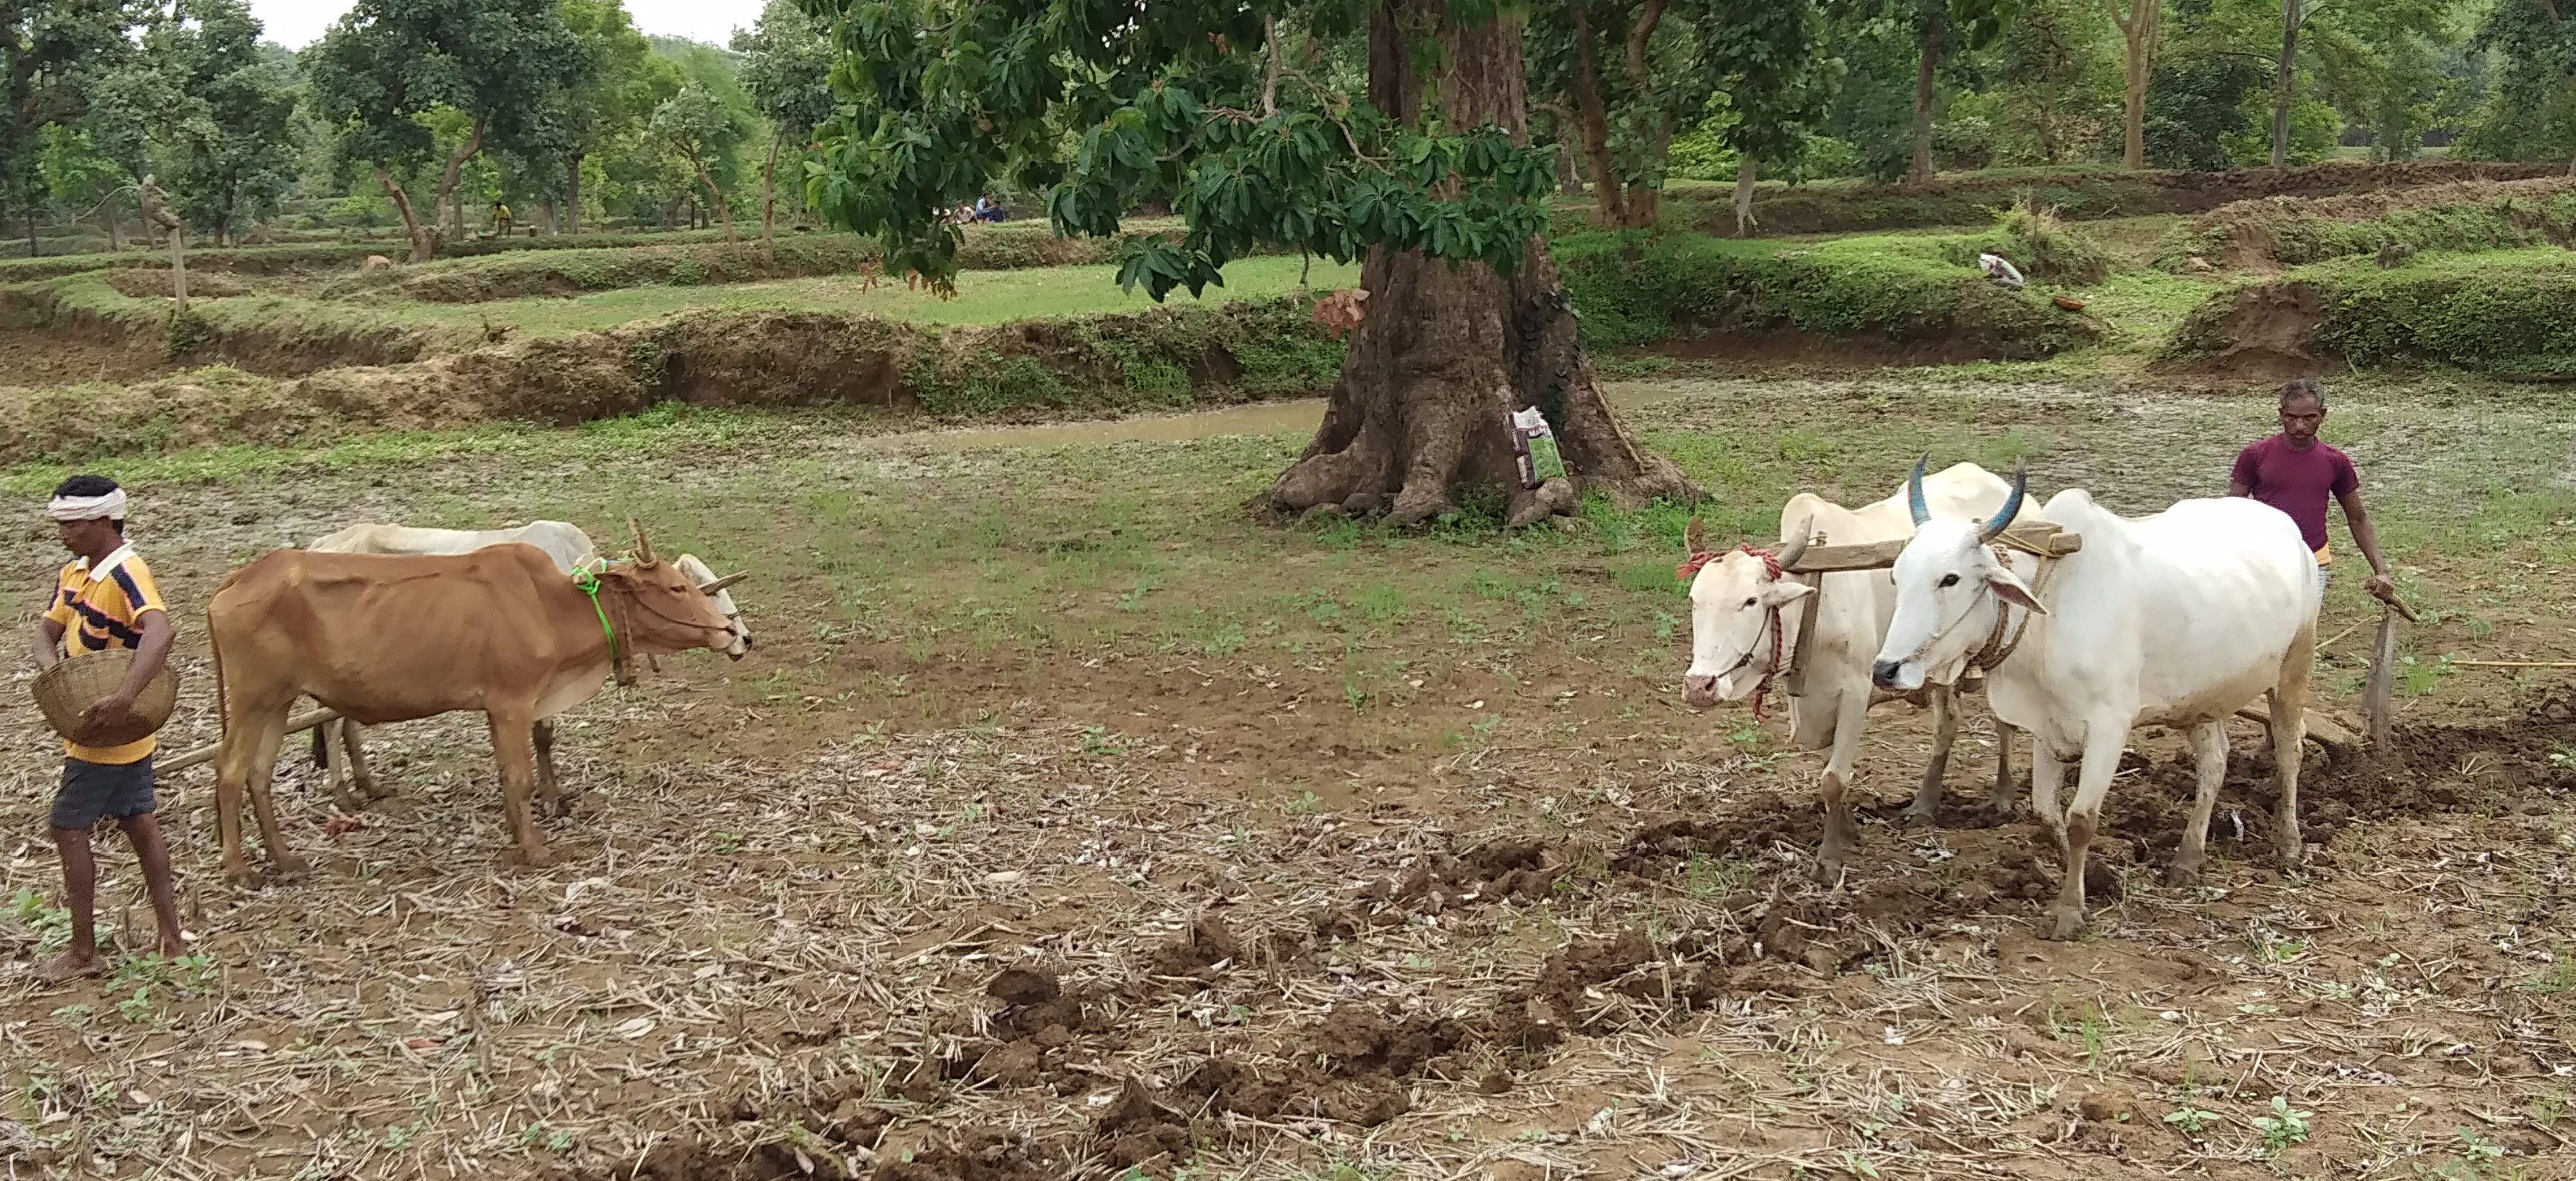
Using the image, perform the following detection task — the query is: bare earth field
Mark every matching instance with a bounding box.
[3,375,2573,1181]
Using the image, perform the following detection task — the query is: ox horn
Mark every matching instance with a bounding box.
[627,517,659,566]
[1776,513,1815,570]
[1907,454,1932,527]
[701,571,748,594]
[1978,465,2028,544]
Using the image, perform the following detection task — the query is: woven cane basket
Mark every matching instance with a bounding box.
[31,651,180,749]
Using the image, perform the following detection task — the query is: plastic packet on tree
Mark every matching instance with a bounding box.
[1510,407,1566,488]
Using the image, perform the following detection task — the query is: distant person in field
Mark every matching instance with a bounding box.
[2229,378,2395,603]
[492,202,512,238]
[29,475,186,982]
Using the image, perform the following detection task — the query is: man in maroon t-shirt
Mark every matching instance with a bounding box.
[2228,378,2394,602]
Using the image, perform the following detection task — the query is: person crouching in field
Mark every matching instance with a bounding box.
[28,475,186,982]
[2229,378,2396,604]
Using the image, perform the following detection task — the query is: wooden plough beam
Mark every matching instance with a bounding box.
[156,706,341,774]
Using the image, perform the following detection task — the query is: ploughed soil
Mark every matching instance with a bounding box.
[5,390,2573,1180]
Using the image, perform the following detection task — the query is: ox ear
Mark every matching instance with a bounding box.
[1985,564,2049,615]
[1683,517,1708,555]
[1764,578,1815,605]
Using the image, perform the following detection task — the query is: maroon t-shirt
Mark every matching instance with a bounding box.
[2232,434,2357,553]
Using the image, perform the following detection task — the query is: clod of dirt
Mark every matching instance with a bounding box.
[1144,916,1242,986]
[872,1129,1064,1181]
[1611,814,1803,875]
[1091,1077,1195,1171]
[2078,1088,2141,1124]
[987,968,1058,1006]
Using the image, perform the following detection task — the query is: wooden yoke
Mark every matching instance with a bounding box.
[1785,520,2084,575]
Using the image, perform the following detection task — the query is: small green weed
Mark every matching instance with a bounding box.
[2253,1096,2313,1156]
[2164,1103,2216,1136]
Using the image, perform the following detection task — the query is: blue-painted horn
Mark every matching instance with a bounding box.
[1907,454,1931,526]
[1979,465,2027,543]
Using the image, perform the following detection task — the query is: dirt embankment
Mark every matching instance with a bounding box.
[1678,159,2569,238]
[0,299,1343,466]
[2159,280,2338,379]
[2178,175,2576,270]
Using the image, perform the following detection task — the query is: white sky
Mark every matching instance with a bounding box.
[247,0,752,51]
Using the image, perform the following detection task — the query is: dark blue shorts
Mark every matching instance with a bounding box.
[51,756,156,830]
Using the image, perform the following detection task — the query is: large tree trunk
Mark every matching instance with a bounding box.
[376,166,438,263]
[761,131,781,262]
[1565,2,1627,227]
[1733,154,1759,236]
[2108,0,2158,169]
[684,148,737,242]
[1909,25,1940,185]
[1268,0,1699,527]
[428,116,485,258]
[566,155,584,235]
[2269,0,2301,167]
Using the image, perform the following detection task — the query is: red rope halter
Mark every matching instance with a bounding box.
[1676,544,1789,719]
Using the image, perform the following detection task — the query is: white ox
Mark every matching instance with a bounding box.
[1869,460,2317,939]
[1682,463,2028,879]
[303,520,751,811]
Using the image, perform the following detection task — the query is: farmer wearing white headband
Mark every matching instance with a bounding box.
[30,474,186,981]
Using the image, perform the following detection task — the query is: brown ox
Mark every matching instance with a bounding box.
[205,528,740,884]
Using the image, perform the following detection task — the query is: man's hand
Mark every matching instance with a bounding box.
[82,691,136,731]
[2363,572,2397,601]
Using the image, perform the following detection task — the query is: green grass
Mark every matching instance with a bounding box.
[35,255,1362,350]
[2165,248,2576,377]
[1554,227,2103,358]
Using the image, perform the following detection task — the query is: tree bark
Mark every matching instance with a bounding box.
[566,156,584,235]
[2270,0,2301,167]
[685,153,734,240]
[761,131,781,262]
[1909,24,1941,185]
[1565,1,1626,227]
[2107,0,2159,170]
[1556,134,1583,196]
[105,196,120,251]
[376,166,437,263]
[428,115,485,258]
[1267,0,1699,526]
[1733,154,1759,235]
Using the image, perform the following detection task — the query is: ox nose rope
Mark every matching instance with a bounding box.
[1678,544,1789,719]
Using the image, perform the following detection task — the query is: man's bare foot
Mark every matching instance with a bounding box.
[154,935,190,958]
[37,951,104,984]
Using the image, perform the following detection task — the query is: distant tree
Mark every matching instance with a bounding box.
[1993,0,2120,165]
[1890,0,2023,183]
[544,0,678,234]
[732,0,833,254]
[305,0,586,260]
[2456,0,2574,170]
[2307,0,2464,161]
[649,82,744,241]
[36,124,127,244]
[1705,0,1833,229]
[2142,54,2263,168]
[154,0,300,244]
[2104,0,2162,168]
[2,0,131,255]
[804,0,1698,527]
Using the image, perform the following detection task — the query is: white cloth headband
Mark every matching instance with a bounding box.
[48,490,127,521]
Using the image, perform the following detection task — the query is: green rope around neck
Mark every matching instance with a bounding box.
[570,562,631,684]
